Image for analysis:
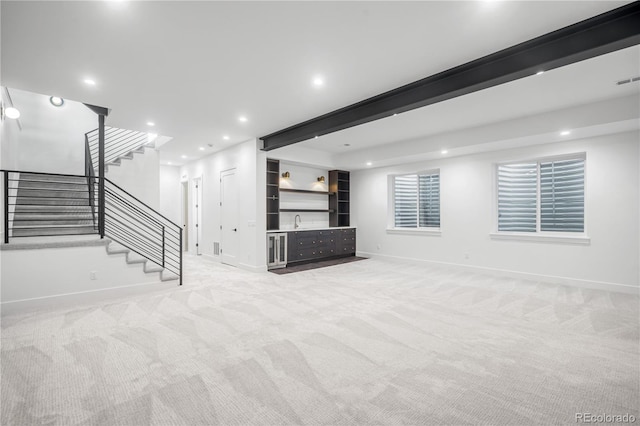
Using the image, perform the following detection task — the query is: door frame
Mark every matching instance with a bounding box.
[192,176,203,255]
[220,168,238,267]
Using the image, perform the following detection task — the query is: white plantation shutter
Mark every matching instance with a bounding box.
[498,163,538,232]
[419,174,440,227]
[394,173,440,228]
[540,158,584,232]
[394,175,418,227]
[497,156,585,233]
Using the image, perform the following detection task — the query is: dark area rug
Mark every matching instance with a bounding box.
[270,256,367,274]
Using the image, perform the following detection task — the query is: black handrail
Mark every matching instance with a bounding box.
[1,169,183,285]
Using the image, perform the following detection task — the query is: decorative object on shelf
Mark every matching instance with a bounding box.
[282,171,290,178]
[317,176,325,182]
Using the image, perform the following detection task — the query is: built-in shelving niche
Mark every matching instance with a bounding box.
[266,159,350,230]
[266,159,280,230]
[329,170,350,227]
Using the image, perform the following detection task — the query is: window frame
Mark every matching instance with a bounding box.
[387,169,442,235]
[491,152,590,245]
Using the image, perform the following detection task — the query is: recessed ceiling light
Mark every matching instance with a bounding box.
[366,162,372,166]
[83,78,96,86]
[560,130,571,136]
[441,149,448,154]
[536,71,545,76]
[4,107,20,119]
[223,135,230,140]
[312,76,324,87]
[167,162,172,165]
[147,121,155,127]
[314,136,318,139]
[238,116,248,123]
[49,96,64,107]
[199,147,205,151]
[181,155,187,159]
[393,113,398,117]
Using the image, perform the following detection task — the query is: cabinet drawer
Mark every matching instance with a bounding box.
[294,247,337,260]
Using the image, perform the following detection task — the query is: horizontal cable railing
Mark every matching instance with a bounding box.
[95,177,182,282]
[86,126,153,173]
[2,169,182,285]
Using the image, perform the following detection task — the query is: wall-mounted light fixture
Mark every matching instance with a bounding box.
[282,171,290,178]
[1,105,20,119]
[49,96,64,107]
[317,176,325,183]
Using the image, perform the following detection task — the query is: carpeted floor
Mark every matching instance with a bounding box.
[1,255,638,425]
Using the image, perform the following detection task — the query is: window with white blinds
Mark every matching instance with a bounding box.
[394,172,440,228]
[497,156,584,233]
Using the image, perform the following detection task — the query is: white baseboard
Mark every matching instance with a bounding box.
[239,262,268,273]
[357,251,639,295]
[1,280,178,316]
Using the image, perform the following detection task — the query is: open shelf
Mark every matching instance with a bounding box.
[280,209,334,213]
[279,188,335,195]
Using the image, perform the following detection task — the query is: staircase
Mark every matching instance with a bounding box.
[10,173,96,237]
[2,125,182,285]
[86,126,155,173]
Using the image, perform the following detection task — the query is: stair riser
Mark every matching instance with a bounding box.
[18,174,87,184]
[16,190,89,199]
[12,227,96,237]
[14,199,91,206]
[18,181,88,191]
[14,220,95,226]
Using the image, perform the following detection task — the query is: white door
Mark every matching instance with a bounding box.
[221,169,239,267]
[181,181,189,251]
[192,177,202,255]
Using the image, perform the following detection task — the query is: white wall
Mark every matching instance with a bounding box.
[278,161,330,230]
[1,243,166,305]
[106,147,160,210]
[159,165,181,225]
[180,139,266,271]
[7,88,96,175]
[352,131,640,290]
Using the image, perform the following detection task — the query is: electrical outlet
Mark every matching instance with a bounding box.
[90,271,97,280]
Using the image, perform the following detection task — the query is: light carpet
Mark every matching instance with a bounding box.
[1,255,638,425]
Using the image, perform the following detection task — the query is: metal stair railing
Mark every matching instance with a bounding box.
[86,126,153,173]
[95,177,182,283]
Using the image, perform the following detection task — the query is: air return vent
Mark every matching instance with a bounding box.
[616,76,640,85]
[213,242,220,256]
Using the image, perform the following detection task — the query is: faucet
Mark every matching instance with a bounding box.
[294,214,301,229]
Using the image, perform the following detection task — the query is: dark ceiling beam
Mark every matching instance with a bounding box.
[260,1,640,151]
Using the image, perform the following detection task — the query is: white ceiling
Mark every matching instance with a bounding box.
[293,45,640,160]
[1,1,635,166]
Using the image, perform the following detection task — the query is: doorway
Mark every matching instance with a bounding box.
[220,169,239,267]
[181,180,188,251]
[192,177,202,255]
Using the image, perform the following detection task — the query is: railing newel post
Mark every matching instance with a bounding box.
[4,170,9,244]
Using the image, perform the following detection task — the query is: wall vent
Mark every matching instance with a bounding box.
[213,242,220,256]
[616,76,640,85]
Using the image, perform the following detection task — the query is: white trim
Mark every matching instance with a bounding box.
[1,280,176,316]
[357,251,637,295]
[386,227,441,236]
[489,232,590,245]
